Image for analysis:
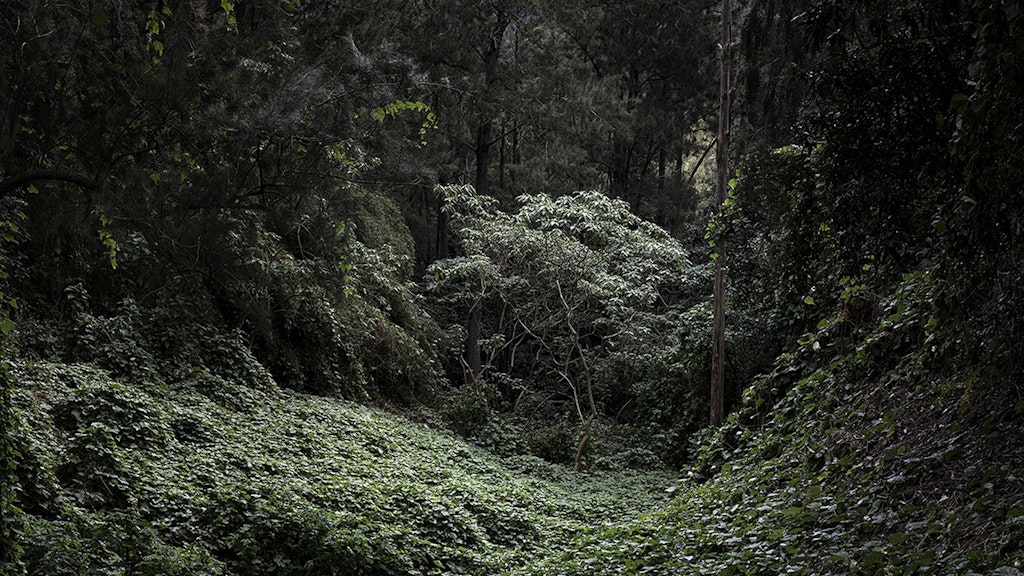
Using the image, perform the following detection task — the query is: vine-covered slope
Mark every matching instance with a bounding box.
[11,269,1020,576]
[514,274,1024,575]
[8,347,678,575]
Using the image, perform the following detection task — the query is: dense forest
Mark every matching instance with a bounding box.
[1,0,1022,574]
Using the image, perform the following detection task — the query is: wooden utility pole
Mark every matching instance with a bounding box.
[710,0,731,427]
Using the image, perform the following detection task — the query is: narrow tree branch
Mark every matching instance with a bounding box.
[688,136,717,184]
[0,168,97,197]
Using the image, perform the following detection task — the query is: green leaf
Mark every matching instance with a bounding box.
[0,317,14,335]
[221,0,237,31]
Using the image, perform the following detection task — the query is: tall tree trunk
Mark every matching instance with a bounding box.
[475,121,493,197]
[466,294,483,387]
[499,118,507,192]
[609,135,632,202]
[511,125,519,189]
[464,8,509,386]
[466,122,492,386]
[710,0,732,427]
[436,200,449,260]
[657,147,666,191]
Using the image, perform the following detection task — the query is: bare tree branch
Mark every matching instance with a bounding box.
[0,168,97,197]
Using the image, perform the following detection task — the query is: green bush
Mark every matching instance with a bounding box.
[426,187,711,464]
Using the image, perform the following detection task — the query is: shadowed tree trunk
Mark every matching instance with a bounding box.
[464,8,511,385]
[466,291,483,386]
[710,0,731,427]
[475,121,494,198]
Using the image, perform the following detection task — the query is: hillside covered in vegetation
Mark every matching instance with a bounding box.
[2,0,1022,574]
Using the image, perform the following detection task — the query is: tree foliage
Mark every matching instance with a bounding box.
[729,0,1024,369]
[0,0,445,400]
[427,186,710,463]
